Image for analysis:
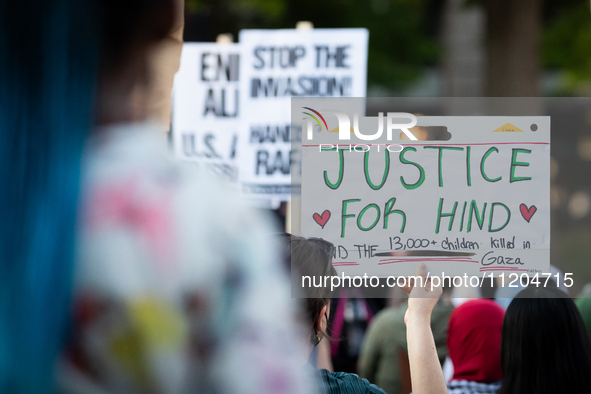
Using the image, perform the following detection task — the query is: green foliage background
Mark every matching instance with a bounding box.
[185,0,440,92]
[186,0,591,95]
[542,0,591,95]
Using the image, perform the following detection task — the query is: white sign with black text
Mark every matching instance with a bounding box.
[239,28,369,200]
[172,43,241,183]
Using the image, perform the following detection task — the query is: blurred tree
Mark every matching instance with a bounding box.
[482,0,591,96]
[542,0,591,95]
[484,0,541,96]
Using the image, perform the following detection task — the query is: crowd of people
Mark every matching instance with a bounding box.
[291,236,591,394]
[3,1,591,393]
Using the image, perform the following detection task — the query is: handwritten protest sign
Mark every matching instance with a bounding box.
[239,29,368,200]
[296,99,550,277]
[172,43,240,182]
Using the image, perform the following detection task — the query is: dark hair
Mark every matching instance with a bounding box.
[101,0,175,72]
[287,235,337,337]
[499,286,591,394]
[0,1,174,392]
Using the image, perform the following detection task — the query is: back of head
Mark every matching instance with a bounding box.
[447,299,504,383]
[499,286,591,394]
[286,235,337,334]
[0,1,174,392]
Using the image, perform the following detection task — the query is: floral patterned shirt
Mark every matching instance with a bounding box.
[65,123,310,394]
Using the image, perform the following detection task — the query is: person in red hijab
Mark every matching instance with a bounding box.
[446,299,504,394]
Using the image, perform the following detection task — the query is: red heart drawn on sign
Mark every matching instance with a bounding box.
[313,210,331,229]
[520,204,537,223]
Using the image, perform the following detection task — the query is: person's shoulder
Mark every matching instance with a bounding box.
[79,121,279,291]
[447,379,501,394]
[316,369,387,394]
[431,301,455,325]
[365,308,401,341]
[373,306,405,325]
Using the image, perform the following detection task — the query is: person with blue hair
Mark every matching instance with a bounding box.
[0,1,309,393]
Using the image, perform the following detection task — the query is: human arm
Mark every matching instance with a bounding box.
[398,348,412,394]
[401,264,447,394]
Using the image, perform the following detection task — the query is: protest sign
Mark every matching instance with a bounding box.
[239,29,368,200]
[172,43,240,182]
[296,99,550,278]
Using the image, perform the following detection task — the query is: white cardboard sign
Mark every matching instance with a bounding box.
[172,43,240,182]
[239,28,369,200]
[300,114,550,277]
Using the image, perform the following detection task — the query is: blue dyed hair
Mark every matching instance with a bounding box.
[0,1,99,392]
[0,0,175,390]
